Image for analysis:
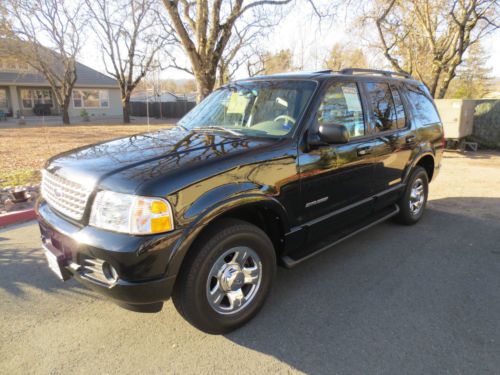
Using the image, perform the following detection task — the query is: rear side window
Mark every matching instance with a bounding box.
[317,82,365,137]
[390,86,407,129]
[364,82,397,132]
[405,84,441,126]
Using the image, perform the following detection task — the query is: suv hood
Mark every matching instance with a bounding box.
[45,127,274,192]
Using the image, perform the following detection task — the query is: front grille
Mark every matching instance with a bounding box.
[41,170,92,220]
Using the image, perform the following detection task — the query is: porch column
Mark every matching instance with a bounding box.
[8,86,20,116]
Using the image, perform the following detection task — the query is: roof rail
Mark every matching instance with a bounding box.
[339,68,412,79]
[313,69,333,74]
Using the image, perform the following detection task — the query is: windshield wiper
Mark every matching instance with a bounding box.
[193,126,243,136]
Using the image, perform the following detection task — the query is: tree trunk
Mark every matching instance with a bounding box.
[61,97,71,125]
[194,70,216,103]
[437,70,456,99]
[428,65,442,98]
[122,96,131,123]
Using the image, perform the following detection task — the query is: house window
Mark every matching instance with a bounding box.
[73,90,82,108]
[0,89,7,108]
[73,89,109,108]
[21,89,33,108]
[20,89,53,108]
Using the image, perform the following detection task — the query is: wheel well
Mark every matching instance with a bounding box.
[191,204,285,259]
[416,155,435,181]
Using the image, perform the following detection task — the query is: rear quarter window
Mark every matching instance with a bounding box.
[405,84,441,126]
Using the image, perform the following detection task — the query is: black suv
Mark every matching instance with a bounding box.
[37,69,444,333]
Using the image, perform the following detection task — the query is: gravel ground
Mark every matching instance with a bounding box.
[1,151,500,374]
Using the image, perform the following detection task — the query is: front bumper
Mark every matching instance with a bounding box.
[37,201,181,312]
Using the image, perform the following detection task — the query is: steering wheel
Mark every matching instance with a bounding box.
[273,115,296,124]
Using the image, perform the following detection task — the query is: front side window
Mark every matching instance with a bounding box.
[178,80,317,137]
[316,82,365,137]
[405,84,441,126]
[365,82,397,132]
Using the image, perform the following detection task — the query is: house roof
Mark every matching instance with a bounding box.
[0,38,118,88]
[0,61,118,87]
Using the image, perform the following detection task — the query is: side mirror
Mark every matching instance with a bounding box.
[318,123,349,144]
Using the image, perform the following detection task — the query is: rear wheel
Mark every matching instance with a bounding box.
[172,218,276,334]
[395,166,429,225]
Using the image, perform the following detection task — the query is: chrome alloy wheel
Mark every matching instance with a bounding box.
[409,178,425,215]
[206,247,262,315]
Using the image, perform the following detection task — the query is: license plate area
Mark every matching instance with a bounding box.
[43,241,72,281]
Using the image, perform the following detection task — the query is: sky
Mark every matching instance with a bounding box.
[78,2,500,81]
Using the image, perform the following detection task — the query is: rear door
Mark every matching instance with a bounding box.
[361,81,416,209]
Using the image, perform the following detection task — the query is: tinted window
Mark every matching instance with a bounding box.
[179,80,316,137]
[365,82,397,132]
[405,84,441,126]
[317,82,365,137]
[390,85,407,129]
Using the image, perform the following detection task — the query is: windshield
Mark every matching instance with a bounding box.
[178,80,317,138]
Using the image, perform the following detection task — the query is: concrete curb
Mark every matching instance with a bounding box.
[0,209,37,228]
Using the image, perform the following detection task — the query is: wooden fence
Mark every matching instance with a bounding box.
[130,101,196,119]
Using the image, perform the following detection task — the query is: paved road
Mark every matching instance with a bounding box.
[2,151,500,374]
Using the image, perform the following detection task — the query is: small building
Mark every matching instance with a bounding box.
[0,55,121,118]
[131,90,196,103]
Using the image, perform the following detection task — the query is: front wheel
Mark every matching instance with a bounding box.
[172,219,276,334]
[395,166,429,225]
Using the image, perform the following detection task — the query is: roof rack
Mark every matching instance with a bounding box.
[312,69,333,74]
[339,68,412,79]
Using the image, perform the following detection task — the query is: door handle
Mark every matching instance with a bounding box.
[406,135,417,144]
[357,146,372,156]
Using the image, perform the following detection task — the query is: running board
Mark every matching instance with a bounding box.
[281,204,400,268]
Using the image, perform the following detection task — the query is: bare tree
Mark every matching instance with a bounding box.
[1,0,87,124]
[161,0,335,102]
[215,7,286,86]
[324,43,369,71]
[85,0,173,123]
[366,0,499,98]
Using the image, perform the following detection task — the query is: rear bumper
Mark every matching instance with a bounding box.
[37,201,181,312]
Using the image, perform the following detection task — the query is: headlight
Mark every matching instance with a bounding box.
[89,191,174,235]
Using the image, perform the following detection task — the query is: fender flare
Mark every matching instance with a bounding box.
[164,194,289,278]
[403,151,435,184]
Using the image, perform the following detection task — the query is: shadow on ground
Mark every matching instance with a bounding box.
[0,223,94,298]
[225,197,500,374]
[1,197,499,373]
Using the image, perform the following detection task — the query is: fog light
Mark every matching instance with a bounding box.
[102,261,119,283]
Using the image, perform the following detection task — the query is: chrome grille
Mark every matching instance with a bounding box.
[41,170,92,220]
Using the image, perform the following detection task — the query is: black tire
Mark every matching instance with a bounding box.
[395,166,429,225]
[172,218,276,334]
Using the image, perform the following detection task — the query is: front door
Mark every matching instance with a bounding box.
[297,80,376,254]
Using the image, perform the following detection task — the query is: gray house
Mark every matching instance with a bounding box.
[0,56,122,118]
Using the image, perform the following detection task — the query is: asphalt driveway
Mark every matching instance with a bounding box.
[1,151,500,374]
